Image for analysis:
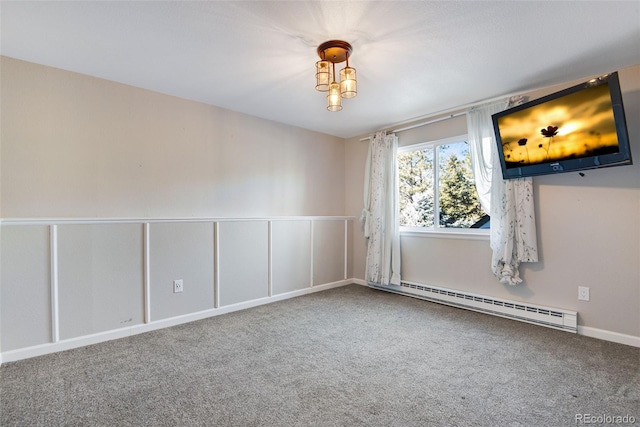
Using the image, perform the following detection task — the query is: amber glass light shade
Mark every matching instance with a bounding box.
[327,81,342,112]
[315,60,330,91]
[339,67,357,98]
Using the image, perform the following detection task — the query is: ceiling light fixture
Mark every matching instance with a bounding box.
[315,40,357,112]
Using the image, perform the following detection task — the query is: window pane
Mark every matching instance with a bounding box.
[398,148,434,227]
[437,142,484,228]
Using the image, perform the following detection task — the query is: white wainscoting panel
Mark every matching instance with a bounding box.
[346,220,354,279]
[149,222,215,321]
[57,224,145,340]
[218,221,269,306]
[313,220,346,285]
[0,225,51,351]
[271,220,312,295]
[0,216,354,363]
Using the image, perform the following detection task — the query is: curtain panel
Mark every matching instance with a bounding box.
[360,131,401,286]
[467,100,538,285]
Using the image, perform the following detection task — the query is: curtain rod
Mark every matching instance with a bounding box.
[358,112,466,141]
[356,71,591,142]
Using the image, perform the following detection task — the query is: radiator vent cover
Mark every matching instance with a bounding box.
[370,281,577,333]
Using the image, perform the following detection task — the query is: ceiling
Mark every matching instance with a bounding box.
[1,1,639,139]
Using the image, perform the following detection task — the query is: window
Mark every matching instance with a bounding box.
[398,135,488,233]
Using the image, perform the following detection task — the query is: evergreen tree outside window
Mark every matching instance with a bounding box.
[398,136,487,230]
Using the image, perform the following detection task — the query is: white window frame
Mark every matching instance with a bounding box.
[398,135,489,240]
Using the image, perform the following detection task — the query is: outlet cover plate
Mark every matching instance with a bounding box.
[173,279,184,293]
[578,286,589,301]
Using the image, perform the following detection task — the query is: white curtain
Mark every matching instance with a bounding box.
[467,98,538,285]
[360,131,401,286]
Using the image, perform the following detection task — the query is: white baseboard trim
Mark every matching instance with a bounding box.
[577,326,640,348]
[0,279,353,365]
[5,279,635,365]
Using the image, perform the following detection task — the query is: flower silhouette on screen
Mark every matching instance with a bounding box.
[540,125,559,159]
[517,138,530,163]
[541,126,559,138]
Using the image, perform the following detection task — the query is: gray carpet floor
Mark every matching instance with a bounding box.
[1,284,639,426]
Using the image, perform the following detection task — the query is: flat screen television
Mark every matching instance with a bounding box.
[492,72,632,179]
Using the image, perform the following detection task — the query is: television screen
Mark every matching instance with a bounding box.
[492,72,632,179]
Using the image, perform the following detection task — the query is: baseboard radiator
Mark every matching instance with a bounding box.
[369,280,577,333]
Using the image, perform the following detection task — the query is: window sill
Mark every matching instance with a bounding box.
[400,227,489,241]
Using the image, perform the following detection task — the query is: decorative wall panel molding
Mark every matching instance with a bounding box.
[0,216,354,363]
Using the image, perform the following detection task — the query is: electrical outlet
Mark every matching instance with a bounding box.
[173,279,184,293]
[578,286,590,301]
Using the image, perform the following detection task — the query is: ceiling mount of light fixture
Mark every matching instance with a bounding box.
[317,40,352,64]
[315,40,357,112]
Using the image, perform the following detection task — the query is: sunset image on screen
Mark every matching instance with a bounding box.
[497,83,619,169]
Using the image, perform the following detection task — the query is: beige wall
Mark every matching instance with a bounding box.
[0,56,345,218]
[0,56,351,360]
[346,64,640,339]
